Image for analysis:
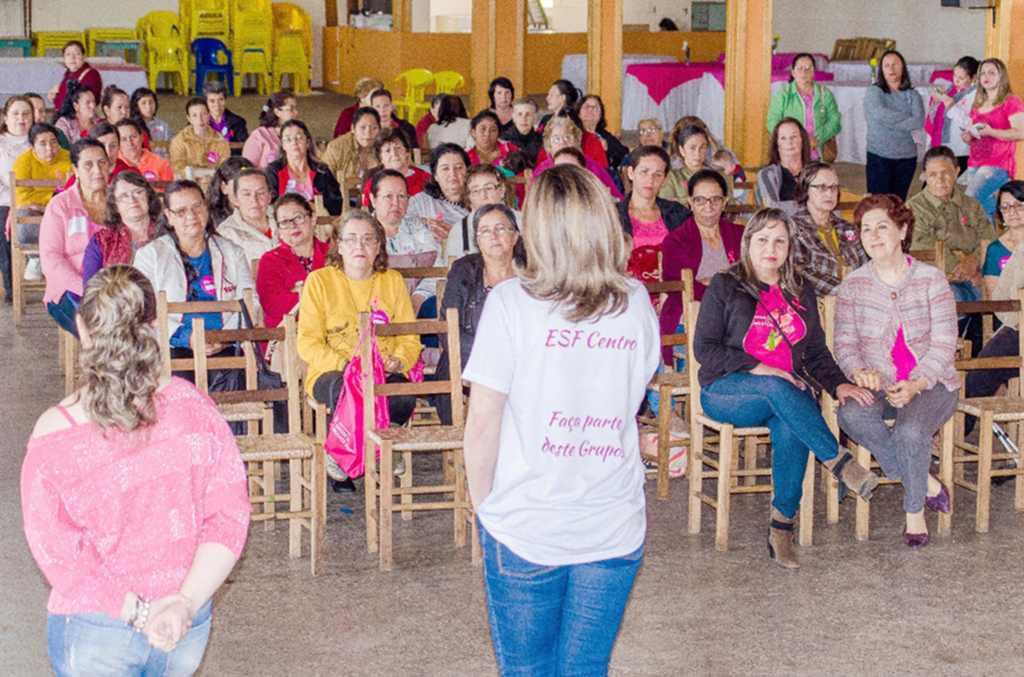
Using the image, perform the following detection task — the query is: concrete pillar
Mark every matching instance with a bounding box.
[724,0,772,168]
[472,0,527,113]
[586,0,623,134]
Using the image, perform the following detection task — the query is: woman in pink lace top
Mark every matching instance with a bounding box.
[22,264,251,676]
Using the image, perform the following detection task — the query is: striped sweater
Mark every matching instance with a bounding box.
[834,259,960,392]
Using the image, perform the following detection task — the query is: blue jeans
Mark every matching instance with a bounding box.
[700,372,840,519]
[47,600,213,677]
[865,152,917,202]
[961,165,1011,221]
[47,291,80,337]
[480,524,643,677]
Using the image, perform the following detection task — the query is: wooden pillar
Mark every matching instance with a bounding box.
[724,0,772,168]
[471,0,526,113]
[587,0,623,134]
[988,0,1024,178]
[392,0,413,33]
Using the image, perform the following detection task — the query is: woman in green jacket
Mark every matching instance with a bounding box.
[766,53,841,162]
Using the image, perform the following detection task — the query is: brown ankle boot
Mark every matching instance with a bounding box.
[767,508,800,571]
[823,450,879,500]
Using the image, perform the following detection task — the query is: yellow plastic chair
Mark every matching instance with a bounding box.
[271,31,310,94]
[32,31,85,57]
[231,0,273,95]
[272,3,312,91]
[191,0,231,44]
[389,69,434,124]
[432,71,465,95]
[139,12,189,95]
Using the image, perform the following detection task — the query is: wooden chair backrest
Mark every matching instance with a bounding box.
[644,268,694,360]
[685,299,704,414]
[156,288,255,376]
[9,174,64,244]
[360,307,464,425]
[908,239,946,269]
[507,168,533,187]
[395,264,449,318]
[952,291,1024,393]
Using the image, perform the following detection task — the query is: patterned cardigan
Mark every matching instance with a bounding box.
[791,208,870,296]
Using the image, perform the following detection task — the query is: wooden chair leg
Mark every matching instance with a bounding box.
[977,410,994,533]
[688,419,704,534]
[655,383,671,500]
[64,330,78,395]
[58,326,66,374]
[1015,422,1024,512]
[311,445,325,575]
[854,443,871,541]
[289,457,302,558]
[453,448,467,548]
[401,450,413,521]
[470,513,481,566]
[798,454,814,547]
[825,469,840,524]
[365,451,380,554]
[937,417,954,536]
[742,435,757,487]
[378,440,395,571]
[714,426,734,551]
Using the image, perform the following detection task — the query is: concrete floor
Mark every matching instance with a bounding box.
[5,299,1024,677]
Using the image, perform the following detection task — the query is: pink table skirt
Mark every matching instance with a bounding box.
[930,69,955,84]
[627,62,834,105]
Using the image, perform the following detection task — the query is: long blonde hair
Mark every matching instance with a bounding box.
[974,58,1012,110]
[77,264,162,434]
[520,165,632,322]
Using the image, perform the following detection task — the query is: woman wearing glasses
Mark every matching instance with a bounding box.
[766,53,841,162]
[297,209,420,492]
[446,164,519,260]
[256,194,328,331]
[133,180,255,391]
[81,171,162,286]
[790,163,869,296]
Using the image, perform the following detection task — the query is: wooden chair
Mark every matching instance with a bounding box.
[949,292,1024,533]
[190,309,326,574]
[9,173,62,326]
[394,264,450,425]
[909,239,946,271]
[361,308,478,570]
[817,295,955,540]
[830,39,858,62]
[637,269,694,500]
[686,299,817,550]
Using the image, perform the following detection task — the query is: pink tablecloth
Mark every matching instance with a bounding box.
[627,62,834,105]
[930,69,955,84]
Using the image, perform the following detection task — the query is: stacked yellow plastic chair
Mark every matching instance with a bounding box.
[187,0,231,44]
[138,11,189,95]
[388,69,434,124]
[270,3,312,94]
[230,0,273,96]
[432,71,465,95]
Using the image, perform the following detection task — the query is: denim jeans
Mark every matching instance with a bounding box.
[47,600,213,677]
[865,152,917,202]
[480,524,643,677]
[47,291,80,337]
[0,206,11,299]
[838,385,958,513]
[961,165,1011,221]
[700,372,840,519]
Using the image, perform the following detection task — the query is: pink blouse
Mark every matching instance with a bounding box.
[21,378,251,617]
[629,215,669,248]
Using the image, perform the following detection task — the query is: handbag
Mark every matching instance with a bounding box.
[821,136,838,164]
[323,323,391,478]
[238,301,288,431]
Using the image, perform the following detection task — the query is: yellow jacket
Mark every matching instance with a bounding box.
[12,148,73,207]
[297,266,421,396]
[168,126,230,178]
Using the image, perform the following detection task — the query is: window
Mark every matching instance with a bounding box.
[691,2,726,32]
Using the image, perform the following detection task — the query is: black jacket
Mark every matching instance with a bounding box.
[265,159,344,216]
[616,195,692,237]
[220,109,249,153]
[597,128,630,169]
[391,116,420,149]
[499,126,544,164]
[435,254,489,425]
[693,269,849,396]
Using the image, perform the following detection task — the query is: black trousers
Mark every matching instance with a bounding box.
[312,370,416,427]
[866,152,917,202]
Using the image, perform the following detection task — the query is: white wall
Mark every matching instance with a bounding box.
[773,0,986,64]
[2,0,327,86]
[544,0,696,33]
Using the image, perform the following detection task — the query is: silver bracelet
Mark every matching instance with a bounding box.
[129,595,151,633]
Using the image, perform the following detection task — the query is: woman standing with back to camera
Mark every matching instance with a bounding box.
[22,264,251,677]
[463,165,661,677]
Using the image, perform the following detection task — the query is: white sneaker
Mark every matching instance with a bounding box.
[24,258,42,281]
[325,454,348,481]
[393,453,406,476]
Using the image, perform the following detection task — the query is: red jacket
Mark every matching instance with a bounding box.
[332,104,357,138]
[256,239,330,329]
[53,63,103,111]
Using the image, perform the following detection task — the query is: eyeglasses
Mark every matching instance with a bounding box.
[277,105,297,112]
[549,135,574,145]
[1001,202,1024,214]
[116,188,147,203]
[167,204,206,218]
[809,183,841,193]
[638,128,661,137]
[691,195,725,207]
[278,213,310,227]
[794,65,815,72]
[469,183,500,198]
[281,135,306,144]
[375,192,408,202]
[478,225,514,239]
[339,234,379,247]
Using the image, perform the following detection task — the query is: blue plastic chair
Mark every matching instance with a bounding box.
[190,37,233,94]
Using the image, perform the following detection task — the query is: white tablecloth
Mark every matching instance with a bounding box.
[825,61,948,86]
[560,53,677,96]
[0,56,148,107]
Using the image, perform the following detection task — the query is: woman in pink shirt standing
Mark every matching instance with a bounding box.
[961,58,1024,220]
[22,264,250,677]
[835,195,960,548]
[39,138,109,336]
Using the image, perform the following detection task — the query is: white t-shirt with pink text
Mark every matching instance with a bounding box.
[463,278,660,565]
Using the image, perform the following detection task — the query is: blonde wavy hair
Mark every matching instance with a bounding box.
[520,165,632,322]
[974,58,1012,110]
[77,264,162,434]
